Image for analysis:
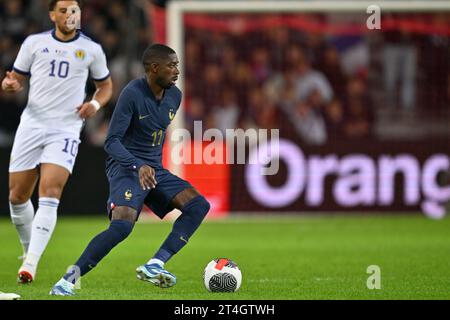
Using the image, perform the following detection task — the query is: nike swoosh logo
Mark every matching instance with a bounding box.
[180,236,188,244]
[139,114,151,120]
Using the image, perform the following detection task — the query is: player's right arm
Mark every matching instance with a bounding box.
[1,71,25,92]
[104,87,157,190]
[4,35,34,93]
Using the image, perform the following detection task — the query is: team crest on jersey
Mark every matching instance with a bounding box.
[169,109,175,121]
[74,49,86,60]
[124,189,133,201]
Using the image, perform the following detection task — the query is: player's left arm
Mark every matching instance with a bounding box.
[77,76,113,119]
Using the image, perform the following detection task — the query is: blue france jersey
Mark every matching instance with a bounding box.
[104,76,182,172]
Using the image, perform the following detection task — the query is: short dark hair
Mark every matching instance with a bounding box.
[142,44,176,72]
[49,0,82,11]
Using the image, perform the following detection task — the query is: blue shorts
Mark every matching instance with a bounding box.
[106,162,192,220]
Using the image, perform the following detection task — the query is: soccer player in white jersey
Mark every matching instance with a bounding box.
[1,0,113,283]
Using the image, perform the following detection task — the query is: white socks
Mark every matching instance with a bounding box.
[24,197,59,273]
[10,200,35,256]
[147,258,165,267]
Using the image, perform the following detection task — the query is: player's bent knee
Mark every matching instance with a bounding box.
[111,206,137,223]
[109,219,134,241]
[184,195,211,220]
[199,196,211,216]
[9,191,30,205]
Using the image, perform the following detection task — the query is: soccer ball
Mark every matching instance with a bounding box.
[203,258,242,292]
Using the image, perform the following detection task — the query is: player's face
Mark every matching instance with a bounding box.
[50,1,80,35]
[156,54,180,89]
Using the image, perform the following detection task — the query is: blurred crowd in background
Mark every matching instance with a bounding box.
[0,0,449,147]
[183,13,450,144]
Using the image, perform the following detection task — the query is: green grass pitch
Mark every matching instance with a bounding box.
[1,214,449,300]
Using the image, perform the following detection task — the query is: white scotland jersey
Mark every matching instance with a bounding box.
[9,29,110,173]
[13,29,110,133]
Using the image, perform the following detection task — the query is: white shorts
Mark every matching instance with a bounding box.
[9,125,81,174]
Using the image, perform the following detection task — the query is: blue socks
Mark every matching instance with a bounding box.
[64,219,133,283]
[62,196,210,284]
[154,196,210,263]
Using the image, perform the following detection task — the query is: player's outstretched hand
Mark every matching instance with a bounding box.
[139,165,157,190]
[1,71,23,92]
[77,102,98,119]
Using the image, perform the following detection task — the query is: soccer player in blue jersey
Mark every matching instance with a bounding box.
[50,44,210,295]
